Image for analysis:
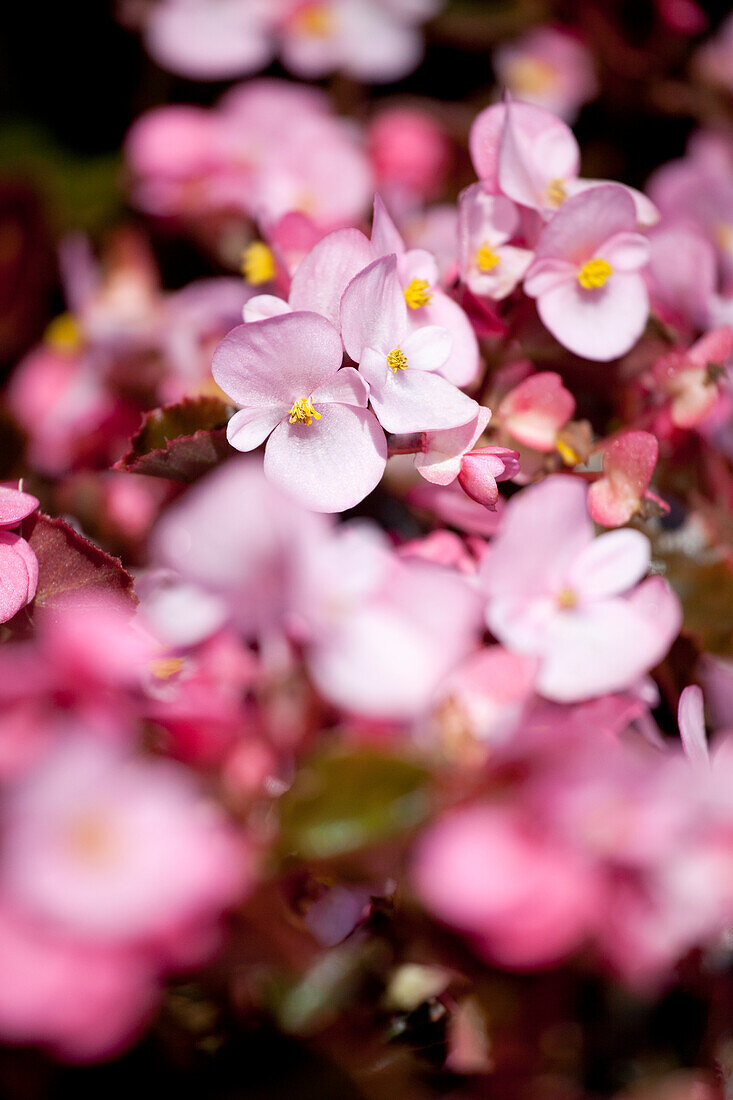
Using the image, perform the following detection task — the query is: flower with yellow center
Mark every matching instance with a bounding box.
[241,241,276,286]
[288,396,321,425]
[476,242,500,273]
[545,178,567,207]
[404,278,432,310]
[577,258,613,290]
[387,347,408,373]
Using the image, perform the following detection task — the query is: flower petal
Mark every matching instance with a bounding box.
[289,228,374,330]
[227,406,286,452]
[566,528,651,601]
[312,367,369,408]
[402,326,452,372]
[341,254,408,361]
[369,370,477,434]
[212,312,343,408]
[264,404,387,513]
[536,271,649,362]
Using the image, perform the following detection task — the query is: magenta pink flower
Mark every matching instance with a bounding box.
[587,430,664,528]
[480,475,682,701]
[497,370,576,451]
[212,311,387,512]
[415,406,492,485]
[458,446,521,509]
[0,485,39,624]
[523,185,651,361]
[651,327,733,428]
[341,254,478,433]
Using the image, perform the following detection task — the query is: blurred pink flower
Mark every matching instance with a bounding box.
[480,475,681,701]
[494,27,598,123]
[497,370,576,451]
[588,430,665,527]
[458,185,534,300]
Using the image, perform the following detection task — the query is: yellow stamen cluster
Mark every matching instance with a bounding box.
[149,656,185,681]
[506,57,558,97]
[387,347,408,373]
[404,278,432,310]
[556,587,578,610]
[289,396,321,425]
[241,241,276,286]
[44,312,83,353]
[556,439,583,466]
[577,258,613,290]
[476,242,500,273]
[545,178,567,207]
[292,3,334,37]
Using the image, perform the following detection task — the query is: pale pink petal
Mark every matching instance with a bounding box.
[678,685,710,771]
[410,290,481,387]
[145,0,272,80]
[688,325,733,368]
[587,430,658,526]
[603,231,651,272]
[371,194,406,256]
[534,184,638,264]
[401,326,452,372]
[10,536,38,604]
[538,591,676,701]
[523,258,576,298]
[563,178,660,227]
[212,312,343,407]
[480,475,593,600]
[536,271,649,361]
[289,228,373,330]
[498,372,575,451]
[416,407,492,485]
[467,244,534,301]
[227,406,286,452]
[368,369,477,435]
[243,295,292,323]
[567,529,651,601]
[459,446,520,508]
[336,3,423,83]
[263,404,387,512]
[0,487,39,527]
[499,100,580,211]
[341,254,408,361]
[458,184,519,254]
[312,367,369,407]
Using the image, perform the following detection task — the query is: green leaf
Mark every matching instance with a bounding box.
[279,748,431,860]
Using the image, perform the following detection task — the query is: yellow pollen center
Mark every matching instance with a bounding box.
[149,656,185,681]
[289,396,321,425]
[577,258,613,290]
[65,813,118,866]
[241,241,276,285]
[715,222,733,253]
[476,242,500,272]
[546,178,567,207]
[506,56,558,96]
[44,312,83,353]
[387,347,408,373]
[557,587,578,610]
[404,278,432,309]
[292,3,334,36]
[556,438,582,466]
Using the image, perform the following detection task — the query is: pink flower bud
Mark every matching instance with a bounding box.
[458,447,520,510]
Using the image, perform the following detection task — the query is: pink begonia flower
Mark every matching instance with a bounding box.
[458,446,521,509]
[497,371,575,451]
[369,196,481,388]
[212,311,387,512]
[645,224,717,334]
[1,736,245,945]
[0,904,157,1061]
[0,486,39,624]
[276,0,438,84]
[494,27,598,124]
[368,106,451,207]
[523,185,651,361]
[144,0,273,80]
[153,457,328,639]
[651,327,733,429]
[126,80,372,231]
[341,254,478,433]
[457,185,533,300]
[587,430,664,528]
[470,99,659,227]
[415,406,492,485]
[437,645,538,748]
[413,804,599,969]
[480,475,682,701]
